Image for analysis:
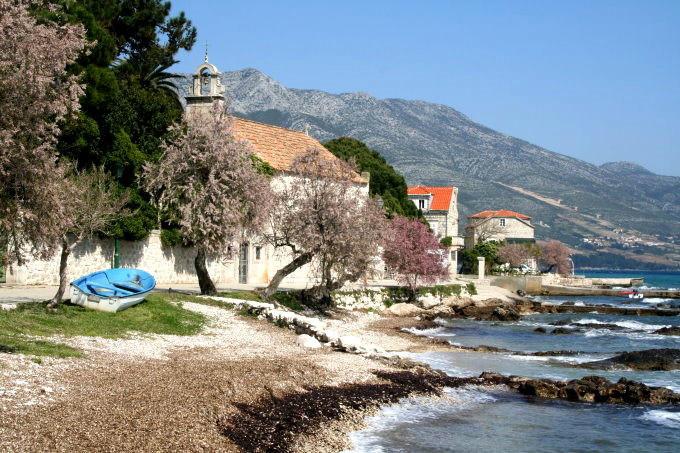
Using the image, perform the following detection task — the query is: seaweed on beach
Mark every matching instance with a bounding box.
[218,369,470,452]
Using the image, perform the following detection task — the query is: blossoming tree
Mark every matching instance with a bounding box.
[263,149,386,305]
[144,102,272,295]
[383,216,449,301]
[0,0,85,265]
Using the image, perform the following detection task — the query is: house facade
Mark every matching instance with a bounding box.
[464,209,535,249]
[407,186,464,273]
[5,58,370,288]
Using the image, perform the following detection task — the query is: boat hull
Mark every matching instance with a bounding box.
[69,268,156,313]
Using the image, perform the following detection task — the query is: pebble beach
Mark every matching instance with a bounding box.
[0,300,454,452]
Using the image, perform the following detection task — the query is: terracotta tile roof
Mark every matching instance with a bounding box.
[407,186,456,210]
[469,209,531,220]
[232,117,367,183]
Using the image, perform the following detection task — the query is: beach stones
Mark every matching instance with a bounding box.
[295,334,321,349]
[337,335,362,351]
[387,303,426,317]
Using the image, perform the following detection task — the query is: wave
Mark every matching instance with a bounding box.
[573,318,668,331]
[403,326,451,337]
[639,409,680,429]
[345,387,497,452]
[640,297,674,303]
[506,354,600,365]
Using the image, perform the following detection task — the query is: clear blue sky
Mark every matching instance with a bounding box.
[170,0,680,176]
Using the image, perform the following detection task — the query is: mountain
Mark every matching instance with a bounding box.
[177,69,680,268]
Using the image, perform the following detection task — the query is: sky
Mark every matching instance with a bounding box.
[170,0,680,176]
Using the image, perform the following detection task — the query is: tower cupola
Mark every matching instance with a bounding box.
[185,52,225,116]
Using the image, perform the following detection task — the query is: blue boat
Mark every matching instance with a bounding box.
[69,268,156,312]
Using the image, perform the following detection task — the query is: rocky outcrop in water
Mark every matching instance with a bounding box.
[531,302,680,317]
[579,348,680,371]
[654,326,680,336]
[480,372,680,404]
[417,297,527,322]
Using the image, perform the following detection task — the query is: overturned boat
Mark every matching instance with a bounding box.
[70,268,156,312]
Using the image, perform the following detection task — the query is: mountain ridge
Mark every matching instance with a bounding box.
[178,68,679,267]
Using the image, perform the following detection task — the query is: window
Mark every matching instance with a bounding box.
[418,199,425,210]
[430,221,439,236]
[255,246,262,260]
[499,218,506,227]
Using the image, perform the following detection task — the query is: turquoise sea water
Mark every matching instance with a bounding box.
[582,269,680,290]
[346,271,680,453]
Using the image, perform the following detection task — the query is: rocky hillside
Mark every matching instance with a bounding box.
[178,69,680,267]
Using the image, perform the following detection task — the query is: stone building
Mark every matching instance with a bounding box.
[5,58,369,287]
[464,209,535,249]
[407,186,464,273]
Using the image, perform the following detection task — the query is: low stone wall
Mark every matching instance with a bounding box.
[6,231,234,286]
[209,296,386,355]
[332,285,474,312]
[5,229,338,287]
[490,274,643,295]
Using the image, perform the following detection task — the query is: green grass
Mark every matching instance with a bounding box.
[217,290,262,301]
[1,294,205,338]
[0,294,206,358]
[0,336,82,358]
[217,288,306,312]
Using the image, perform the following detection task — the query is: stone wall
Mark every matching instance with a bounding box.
[6,231,324,287]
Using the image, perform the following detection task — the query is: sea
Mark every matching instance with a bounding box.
[345,271,680,453]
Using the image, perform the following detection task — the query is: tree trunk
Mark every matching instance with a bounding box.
[48,237,71,309]
[195,247,216,295]
[262,252,313,299]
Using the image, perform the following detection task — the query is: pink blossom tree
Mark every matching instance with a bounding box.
[143,101,273,295]
[0,0,85,266]
[263,149,387,304]
[48,167,130,308]
[498,243,529,268]
[540,240,572,275]
[383,216,449,301]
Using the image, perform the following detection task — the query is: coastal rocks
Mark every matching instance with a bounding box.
[579,348,680,371]
[488,307,521,322]
[457,299,520,321]
[533,327,547,334]
[531,303,680,317]
[387,303,426,317]
[295,334,321,349]
[337,336,362,351]
[516,379,561,399]
[654,326,680,336]
[550,327,582,335]
[481,373,680,404]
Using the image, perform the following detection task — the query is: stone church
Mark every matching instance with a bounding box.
[5,58,369,287]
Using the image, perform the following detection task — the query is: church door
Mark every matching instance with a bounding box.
[238,244,248,284]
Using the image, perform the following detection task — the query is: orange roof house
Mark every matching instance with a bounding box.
[407,186,461,241]
[469,210,531,220]
[464,209,535,249]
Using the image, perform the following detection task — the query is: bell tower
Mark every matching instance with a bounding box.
[185,49,225,117]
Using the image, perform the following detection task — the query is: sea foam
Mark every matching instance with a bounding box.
[639,409,680,429]
[573,318,668,331]
[344,387,497,453]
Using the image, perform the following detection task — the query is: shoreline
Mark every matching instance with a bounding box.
[1,295,678,452]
